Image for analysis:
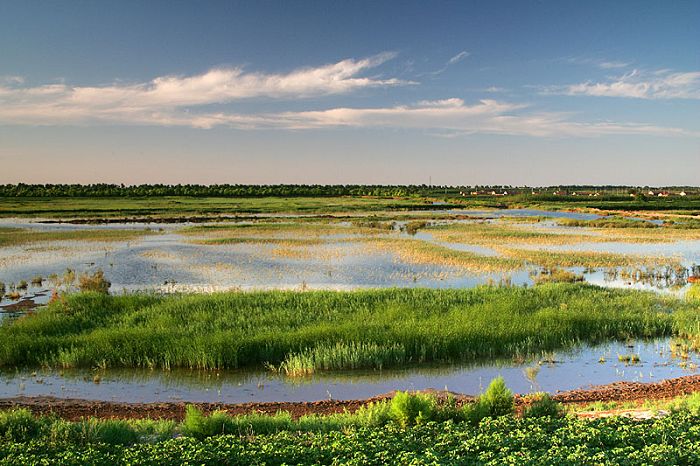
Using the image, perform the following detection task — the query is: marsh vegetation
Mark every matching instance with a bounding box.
[0,284,696,372]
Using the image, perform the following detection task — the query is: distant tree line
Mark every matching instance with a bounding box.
[0,183,451,198]
[0,184,696,198]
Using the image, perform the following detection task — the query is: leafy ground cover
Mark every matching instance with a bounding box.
[2,410,700,465]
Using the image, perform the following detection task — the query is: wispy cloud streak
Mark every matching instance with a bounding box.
[0,53,407,125]
[426,50,470,76]
[544,69,700,99]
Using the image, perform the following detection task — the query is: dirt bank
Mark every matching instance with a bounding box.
[3,375,700,421]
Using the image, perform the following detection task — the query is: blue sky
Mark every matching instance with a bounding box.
[0,0,698,185]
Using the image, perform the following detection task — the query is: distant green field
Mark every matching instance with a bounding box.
[1,194,699,220]
[0,196,450,218]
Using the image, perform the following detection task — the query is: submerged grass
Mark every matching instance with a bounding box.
[0,284,696,371]
[0,227,154,247]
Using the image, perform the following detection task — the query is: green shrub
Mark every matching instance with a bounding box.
[182,405,211,439]
[462,399,491,425]
[94,419,139,445]
[434,395,465,422]
[668,392,700,415]
[0,409,42,442]
[389,391,435,427]
[354,400,392,427]
[687,284,700,302]
[522,393,563,418]
[463,377,514,425]
[481,376,514,416]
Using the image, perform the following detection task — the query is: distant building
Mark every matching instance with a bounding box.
[679,191,687,197]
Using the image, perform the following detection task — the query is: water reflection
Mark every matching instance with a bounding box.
[0,338,695,403]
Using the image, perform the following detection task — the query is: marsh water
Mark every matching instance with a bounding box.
[0,338,693,403]
[2,209,700,401]
[2,212,698,307]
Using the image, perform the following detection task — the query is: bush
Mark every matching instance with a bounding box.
[94,419,139,445]
[182,405,241,438]
[389,392,435,427]
[688,284,700,302]
[668,392,700,415]
[78,270,111,294]
[481,376,514,417]
[463,377,514,425]
[462,399,491,426]
[0,409,42,442]
[434,395,465,423]
[354,400,392,427]
[522,393,563,418]
[181,405,211,439]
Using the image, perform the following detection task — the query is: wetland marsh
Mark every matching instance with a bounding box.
[1,203,700,404]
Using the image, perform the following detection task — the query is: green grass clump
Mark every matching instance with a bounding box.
[522,392,563,418]
[617,354,641,364]
[0,409,42,442]
[389,392,436,427]
[668,392,700,415]
[278,341,407,375]
[463,376,514,425]
[687,284,700,302]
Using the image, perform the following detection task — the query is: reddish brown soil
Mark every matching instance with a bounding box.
[3,376,700,421]
[551,374,700,405]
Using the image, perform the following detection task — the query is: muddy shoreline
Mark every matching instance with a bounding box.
[3,374,700,421]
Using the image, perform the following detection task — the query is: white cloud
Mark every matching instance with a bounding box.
[0,57,692,138]
[264,99,687,137]
[597,61,631,70]
[564,57,631,69]
[0,53,408,125]
[135,98,688,138]
[544,69,700,99]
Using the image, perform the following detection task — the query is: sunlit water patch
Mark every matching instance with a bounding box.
[0,338,692,403]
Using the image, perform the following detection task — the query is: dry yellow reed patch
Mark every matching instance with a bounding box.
[360,237,521,273]
[497,246,681,268]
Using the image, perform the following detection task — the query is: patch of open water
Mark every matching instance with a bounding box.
[0,338,692,403]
